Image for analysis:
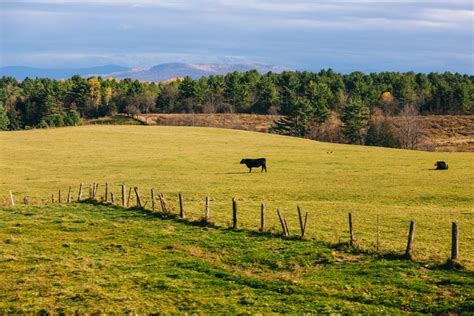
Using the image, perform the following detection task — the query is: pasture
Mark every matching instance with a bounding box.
[0,125,473,266]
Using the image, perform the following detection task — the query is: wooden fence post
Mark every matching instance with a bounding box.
[67,186,72,203]
[9,191,15,207]
[105,182,108,203]
[121,184,126,207]
[205,196,210,223]
[232,198,237,229]
[297,206,308,238]
[451,222,458,261]
[151,188,156,211]
[260,202,265,232]
[134,187,143,208]
[404,220,416,259]
[348,212,355,247]
[127,187,132,207]
[111,192,115,204]
[94,183,99,199]
[376,215,380,253]
[51,193,55,203]
[58,189,61,204]
[78,183,83,201]
[91,183,95,198]
[277,209,288,236]
[178,192,185,218]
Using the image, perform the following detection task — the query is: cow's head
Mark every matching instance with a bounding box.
[240,159,247,164]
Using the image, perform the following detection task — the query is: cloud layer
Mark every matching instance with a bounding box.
[1,0,473,73]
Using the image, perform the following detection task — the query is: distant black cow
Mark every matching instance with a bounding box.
[240,158,267,173]
[435,161,448,170]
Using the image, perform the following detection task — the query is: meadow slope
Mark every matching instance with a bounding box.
[0,125,473,266]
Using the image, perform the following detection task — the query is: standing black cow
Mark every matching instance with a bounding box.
[240,158,267,173]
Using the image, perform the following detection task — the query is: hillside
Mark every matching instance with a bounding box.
[1,203,472,313]
[135,114,474,152]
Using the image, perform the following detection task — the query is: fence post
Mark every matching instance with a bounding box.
[277,209,287,236]
[127,187,132,207]
[9,191,15,207]
[348,212,355,247]
[51,193,54,203]
[58,189,61,204]
[376,215,380,253]
[67,186,72,203]
[260,202,265,232]
[120,184,125,207]
[105,182,108,203]
[134,187,143,208]
[451,222,458,261]
[404,220,416,259]
[111,192,115,204]
[178,192,185,218]
[232,198,237,229]
[151,188,156,211]
[78,183,83,201]
[205,196,210,223]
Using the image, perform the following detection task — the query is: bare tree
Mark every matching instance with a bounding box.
[398,104,423,149]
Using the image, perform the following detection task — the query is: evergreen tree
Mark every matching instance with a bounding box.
[340,98,370,144]
[0,103,10,131]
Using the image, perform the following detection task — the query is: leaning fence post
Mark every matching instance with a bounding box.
[78,183,83,201]
[451,222,458,261]
[260,202,265,232]
[297,206,307,238]
[348,212,355,247]
[277,209,287,236]
[111,192,115,204]
[127,187,132,207]
[205,196,210,223]
[178,192,185,218]
[134,187,143,208]
[150,188,156,211]
[105,182,108,203]
[232,198,238,229]
[9,191,15,207]
[404,220,416,259]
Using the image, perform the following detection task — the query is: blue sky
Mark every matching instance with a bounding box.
[1,0,473,73]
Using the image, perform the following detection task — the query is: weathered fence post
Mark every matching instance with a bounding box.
[178,192,185,218]
[151,188,156,211]
[404,220,416,259]
[67,186,72,203]
[232,198,237,229]
[105,182,108,203]
[9,191,15,207]
[127,187,132,207]
[283,218,290,236]
[94,183,99,199]
[376,215,380,253]
[51,193,55,203]
[134,187,143,208]
[451,222,458,261]
[348,212,355,247]
[205,196,210,223]
[111,192,115,204]
[260,202,265,232]
[91,183,95,198]
[58,189,61,204]
[297,206,308,238]
[121,184,126,207]
[78,183,83,201]
[277,209,288,236]
[159,193,167,213]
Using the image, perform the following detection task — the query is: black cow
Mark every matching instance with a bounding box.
[240,158,267,173]
[435,161,448,170]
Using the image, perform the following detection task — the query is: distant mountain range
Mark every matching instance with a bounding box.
[0,63,287,82]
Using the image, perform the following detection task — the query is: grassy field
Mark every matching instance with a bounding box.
[1,125,473,312]
[0,203,472,313]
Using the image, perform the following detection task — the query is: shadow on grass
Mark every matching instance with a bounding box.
[78,199,469,271]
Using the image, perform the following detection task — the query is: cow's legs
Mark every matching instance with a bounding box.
[249,167,252,173]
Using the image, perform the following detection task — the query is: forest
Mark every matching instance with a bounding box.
[0,70,473,146]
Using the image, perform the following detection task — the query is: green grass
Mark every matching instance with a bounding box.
[0,203,472,313]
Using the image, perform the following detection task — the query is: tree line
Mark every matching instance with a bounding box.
[1,70,472,147]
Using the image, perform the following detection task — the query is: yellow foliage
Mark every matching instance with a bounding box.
[380,91,394,103]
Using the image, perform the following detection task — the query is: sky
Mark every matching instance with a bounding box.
[0,0,473,73]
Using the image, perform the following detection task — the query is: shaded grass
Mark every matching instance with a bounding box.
[0,203,473,313]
